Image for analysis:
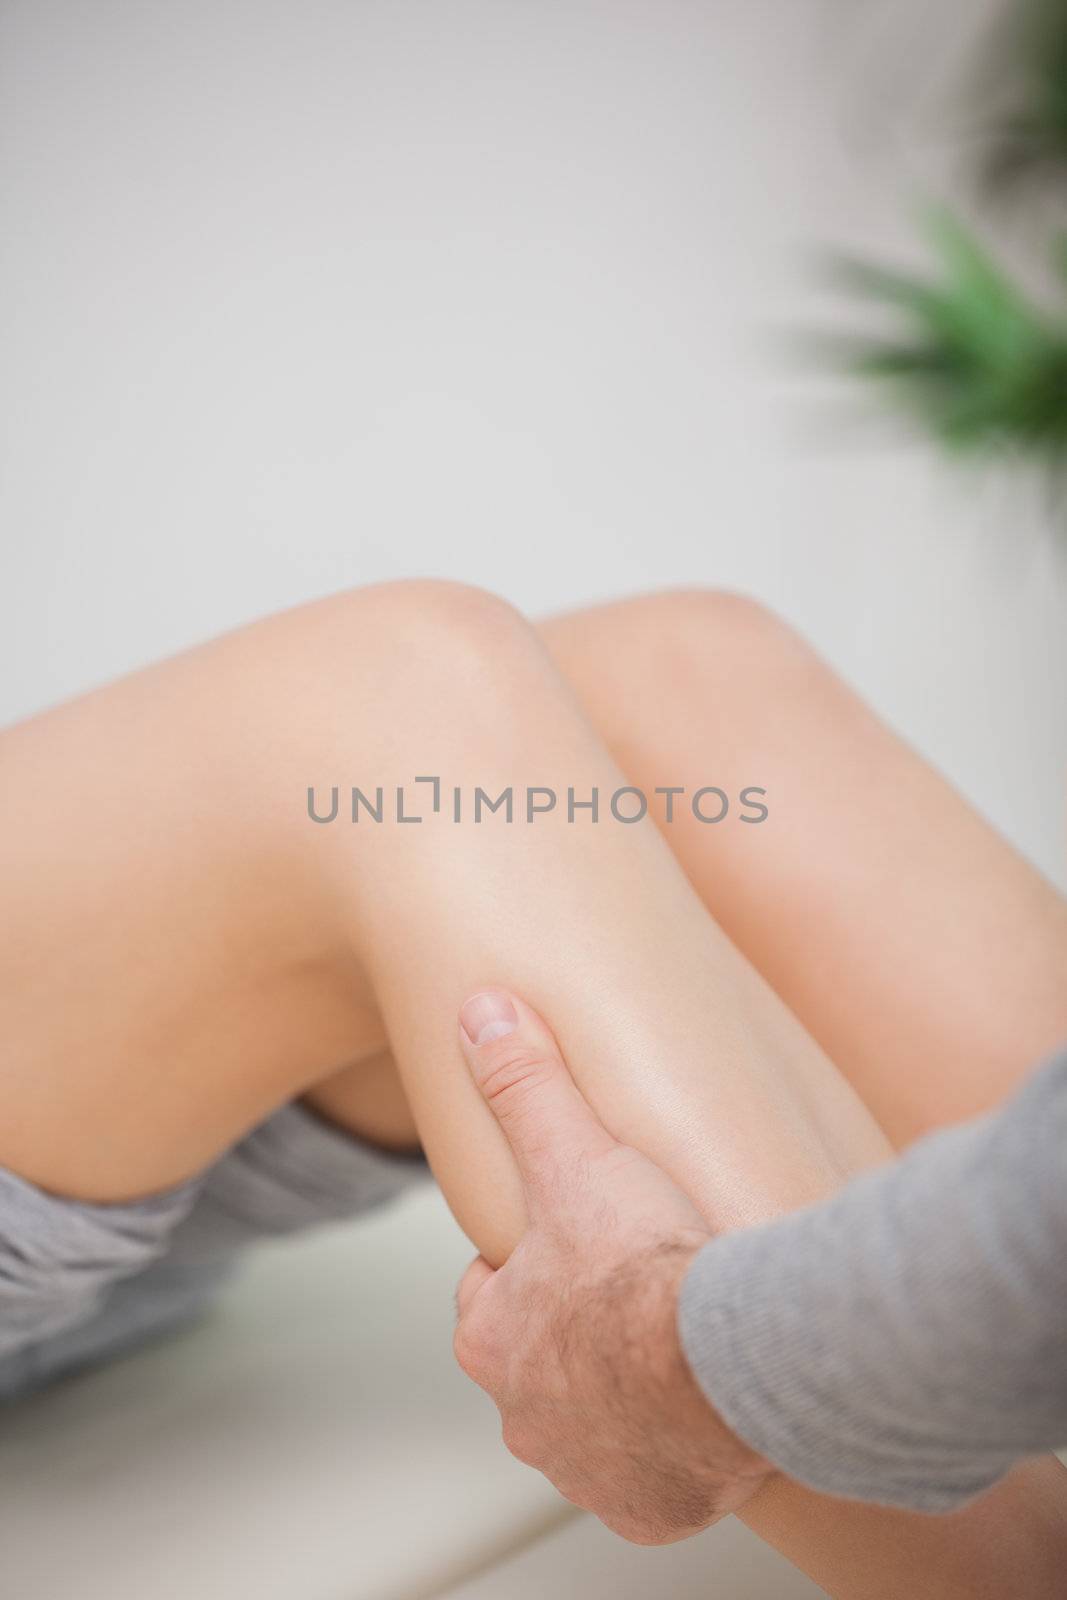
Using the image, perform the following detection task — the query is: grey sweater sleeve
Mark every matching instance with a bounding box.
[678,1050,1067,1511]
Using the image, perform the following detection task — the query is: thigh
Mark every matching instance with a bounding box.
[0,584,446,1199]
[541,590,1067,1146]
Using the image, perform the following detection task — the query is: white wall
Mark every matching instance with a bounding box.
[2,0,1064,885]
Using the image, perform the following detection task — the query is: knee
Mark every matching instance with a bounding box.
[318,577,527,642]
[279,578,542,692]
[273,581,567,758]
[215,581,556,913]
[545,587,808,688]
[622,588,794,649]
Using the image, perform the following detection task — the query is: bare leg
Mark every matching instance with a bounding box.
[541,589,1067,1592]
[309,586,1067,1159]
[306,587,1067,1161]
[0,582,1063,1596]
[542,589,1067,1145]
[304,585,1067,1590]
[0,581,883,1229]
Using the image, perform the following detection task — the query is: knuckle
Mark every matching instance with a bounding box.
[476,1047,557,1117]
[452,1321,487,1383]
[501,1420,542,1467]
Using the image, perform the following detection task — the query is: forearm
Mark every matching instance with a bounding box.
[678,1054,1067,1592]
[713,1081,1067,1593]
[681,1054,1067,1509]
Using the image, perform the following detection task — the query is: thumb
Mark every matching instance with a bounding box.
[458,989,619,1213]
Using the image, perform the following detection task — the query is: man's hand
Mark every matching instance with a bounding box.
[452,989,772,1546]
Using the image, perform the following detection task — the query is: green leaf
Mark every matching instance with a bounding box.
[824,211,1067,466]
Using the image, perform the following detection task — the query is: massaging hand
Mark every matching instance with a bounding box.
[452,989,773,1545]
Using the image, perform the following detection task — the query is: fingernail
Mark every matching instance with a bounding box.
[459,991,519,1047]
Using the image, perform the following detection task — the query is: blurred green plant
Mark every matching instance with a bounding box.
[836,1,1067,477]
[832,211,1067,460]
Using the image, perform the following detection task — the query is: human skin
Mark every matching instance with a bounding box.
[451,987,1067,1561]
[1,581,1065,1595]
[539,593,1067,1592]
[452,986,775,1543]
[540,592,1067,1146]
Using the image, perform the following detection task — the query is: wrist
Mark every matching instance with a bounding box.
[670,1234,773,1484]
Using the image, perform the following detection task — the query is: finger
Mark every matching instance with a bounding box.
[455,1254,495,1318]
[457,989,619,1212]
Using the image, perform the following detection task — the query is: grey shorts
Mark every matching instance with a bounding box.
[0,1103,429,1402]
